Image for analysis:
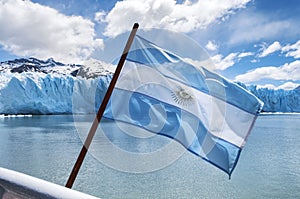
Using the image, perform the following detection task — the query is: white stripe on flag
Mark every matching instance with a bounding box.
[115,60,256,147]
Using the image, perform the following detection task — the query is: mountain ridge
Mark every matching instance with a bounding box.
[0,57,81,76]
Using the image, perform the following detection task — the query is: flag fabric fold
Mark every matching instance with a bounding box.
[102,34,263,176]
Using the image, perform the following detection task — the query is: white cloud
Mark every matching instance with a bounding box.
[282,40,300,59]
[210,51,253,70]
[259,41,282,57]
[0,0,103,63]
[277,82,299,90]
[94,11,106,23]
[205,41,218,51]
[211,53,239,70]
[102,0,251,37]
[238,52,253,58]
[250,59,258,63]
[235,60,300,83]
[256,82,299,90]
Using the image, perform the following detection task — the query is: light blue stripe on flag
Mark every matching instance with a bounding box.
[101,34,263,177]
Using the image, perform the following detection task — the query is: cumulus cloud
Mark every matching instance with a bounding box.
[205,41,218,51]
[259,41,282,57]
[0,0,103,63]
[101,0,251,37]
[282,40,300,59]
[235,60,300,83]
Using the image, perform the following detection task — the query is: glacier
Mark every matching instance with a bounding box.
[247,85,300,112]
[0,57,299,114]
[236,83,300,113]
[0,58,111,114]
[0,72,112,114]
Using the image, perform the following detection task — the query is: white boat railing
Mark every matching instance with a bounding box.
[0,167,99,199]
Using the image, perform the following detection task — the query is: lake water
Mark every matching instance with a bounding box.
[0,114,300,198]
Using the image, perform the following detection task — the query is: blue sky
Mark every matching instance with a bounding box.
[0,0,299,89]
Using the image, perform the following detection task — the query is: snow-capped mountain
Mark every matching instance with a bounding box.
[0,57,299,114]
[0,57,81,76]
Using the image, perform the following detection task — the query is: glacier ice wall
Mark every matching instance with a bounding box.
[0,72,110,114]
[247,85,300,112]
[0,71,299,114]
[236,83,300,113]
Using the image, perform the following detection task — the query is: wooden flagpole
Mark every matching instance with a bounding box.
[65,23,139,188]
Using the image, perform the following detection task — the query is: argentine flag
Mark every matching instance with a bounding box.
[102,35,263,177]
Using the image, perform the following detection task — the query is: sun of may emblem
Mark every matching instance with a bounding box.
[171,86,195,107]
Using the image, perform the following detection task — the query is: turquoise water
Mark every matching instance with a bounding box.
[0,114,300,198]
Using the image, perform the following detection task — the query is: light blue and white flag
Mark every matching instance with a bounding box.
[102,35,263,176]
